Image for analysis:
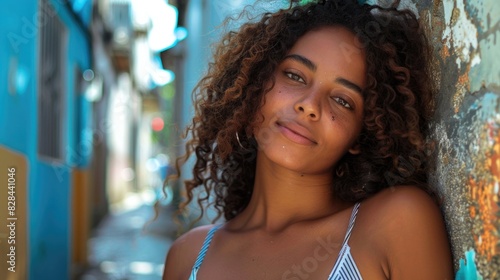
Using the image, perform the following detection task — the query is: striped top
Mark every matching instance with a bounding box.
[189,203,362,280]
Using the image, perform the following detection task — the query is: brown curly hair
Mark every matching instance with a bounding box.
[172,0,435,223]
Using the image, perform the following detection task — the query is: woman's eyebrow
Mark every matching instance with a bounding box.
[335,77,363,95]
[283,54,317,72]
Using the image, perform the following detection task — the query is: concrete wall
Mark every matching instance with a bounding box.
[396,0,499,278]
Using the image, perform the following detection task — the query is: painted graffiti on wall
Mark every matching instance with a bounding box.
[394,0,500,278]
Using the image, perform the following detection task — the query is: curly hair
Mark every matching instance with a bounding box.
[172,0,435,223]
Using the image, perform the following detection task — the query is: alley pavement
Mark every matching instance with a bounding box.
[78,193,178,280]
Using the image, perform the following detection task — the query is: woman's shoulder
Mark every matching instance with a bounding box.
[359,185,445,237]
[170,224,217,252]
[162,224,219,280]
[364,185,439,214]
[356,185,453,278]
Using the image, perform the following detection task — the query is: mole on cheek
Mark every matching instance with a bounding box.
[330,111,335,121]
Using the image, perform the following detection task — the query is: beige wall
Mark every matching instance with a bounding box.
[0,146,28,280]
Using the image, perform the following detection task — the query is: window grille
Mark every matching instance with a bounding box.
[37,0,67,161]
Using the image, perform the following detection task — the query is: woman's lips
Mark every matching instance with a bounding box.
[276,121,317,145]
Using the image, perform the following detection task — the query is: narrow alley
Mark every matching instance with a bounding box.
[79,192,176,280]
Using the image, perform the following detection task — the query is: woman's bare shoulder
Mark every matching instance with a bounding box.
[357,185,445,243]
[162,224,217,280]
[358,186,454,279]
[364,185,440,214]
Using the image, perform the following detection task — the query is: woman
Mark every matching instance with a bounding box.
[163,0,453,279]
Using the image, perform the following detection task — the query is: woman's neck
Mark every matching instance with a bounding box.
[232,153,349,233]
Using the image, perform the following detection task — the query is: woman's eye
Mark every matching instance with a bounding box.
[285,72,305,83]
[332,97,352,109]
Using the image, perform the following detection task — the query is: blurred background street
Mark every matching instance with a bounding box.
[79,192,176,280]
[0,0,267,279]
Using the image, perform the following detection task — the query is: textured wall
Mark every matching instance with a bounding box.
[399,0,500,278]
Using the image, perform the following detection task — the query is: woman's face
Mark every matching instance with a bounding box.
[253,26,367,175]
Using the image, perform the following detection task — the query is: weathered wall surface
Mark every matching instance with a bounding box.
[401,0,499,278]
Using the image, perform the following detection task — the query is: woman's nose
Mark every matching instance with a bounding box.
[294,92,321,121]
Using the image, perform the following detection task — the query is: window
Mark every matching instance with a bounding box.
[37,0,67,161]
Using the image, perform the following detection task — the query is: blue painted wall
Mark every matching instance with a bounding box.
[0,0,92,278]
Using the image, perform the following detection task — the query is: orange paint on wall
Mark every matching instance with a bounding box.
[490,140,500,181]
[468,130,500,261]
[469,176,497,260]
[441,43,450,59]
[457,69,470,90]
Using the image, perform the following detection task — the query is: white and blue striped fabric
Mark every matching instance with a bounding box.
[188,224,223,280]
[328,202,362,280]
[189,203,362,280]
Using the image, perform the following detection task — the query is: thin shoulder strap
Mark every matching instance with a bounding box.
[192,224,223,270]
[341,202,361,246]
[327,203,363,280]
